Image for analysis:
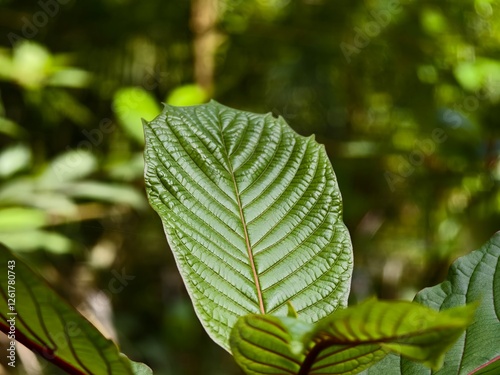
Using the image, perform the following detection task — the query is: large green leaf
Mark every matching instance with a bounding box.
[0,243,151,375]
[230,298,475,375]
[364,231,500,375]
[144,100,353,350]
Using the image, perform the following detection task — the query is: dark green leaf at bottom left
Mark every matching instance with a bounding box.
[0,243,151,375]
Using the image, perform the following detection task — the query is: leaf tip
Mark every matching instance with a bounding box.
[287,301,299,318]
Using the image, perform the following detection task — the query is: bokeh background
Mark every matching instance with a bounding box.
[0,0,499,374]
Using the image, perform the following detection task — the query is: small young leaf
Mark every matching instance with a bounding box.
[230,299,475,375]
[144,101,353,350]
[287,301,299,319]
[0,243,149,375]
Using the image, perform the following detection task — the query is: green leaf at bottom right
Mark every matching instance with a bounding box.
[231,299,476,375]
[365,231,500,375]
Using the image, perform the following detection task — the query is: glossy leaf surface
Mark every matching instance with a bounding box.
[364,232,500,374]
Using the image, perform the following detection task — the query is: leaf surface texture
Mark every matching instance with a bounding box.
[144,101,353,350]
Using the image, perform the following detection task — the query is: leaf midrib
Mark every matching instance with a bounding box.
[219,115,265,315]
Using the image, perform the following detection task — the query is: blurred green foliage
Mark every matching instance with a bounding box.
[0,0,499,374]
